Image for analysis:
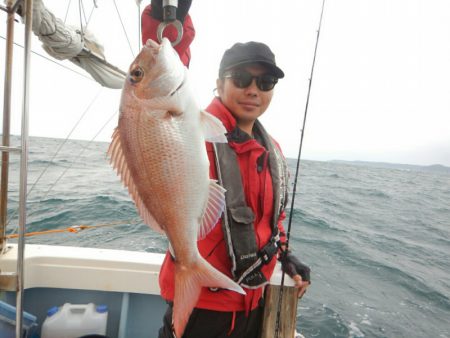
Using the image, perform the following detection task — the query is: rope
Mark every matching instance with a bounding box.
[5,219,140,239]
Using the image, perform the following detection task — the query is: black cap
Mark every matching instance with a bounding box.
[219,41,285,79]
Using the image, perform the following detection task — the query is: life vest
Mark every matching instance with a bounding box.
[213,120,289,289]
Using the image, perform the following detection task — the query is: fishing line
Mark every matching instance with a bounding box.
[274,0,326,337]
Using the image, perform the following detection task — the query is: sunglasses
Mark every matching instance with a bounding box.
[223,70,278,91]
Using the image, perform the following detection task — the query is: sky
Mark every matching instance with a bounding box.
[1,0,450,166]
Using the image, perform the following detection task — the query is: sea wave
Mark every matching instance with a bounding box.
[5,136,450,338]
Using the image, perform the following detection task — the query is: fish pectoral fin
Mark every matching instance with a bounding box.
[198,180,226,240]
[172,258,245,337]
[107,128,165,234]
[147,96,183,116]
[200,110,228,143]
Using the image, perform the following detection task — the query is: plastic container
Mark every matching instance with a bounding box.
[41,303,108,338]
[0,300,38,338]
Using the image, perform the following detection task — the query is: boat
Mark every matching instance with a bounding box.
[0,1,304,337]
[0,1,181,337]
[0,243,167,337]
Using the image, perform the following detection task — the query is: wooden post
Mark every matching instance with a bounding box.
[260,263,299,338]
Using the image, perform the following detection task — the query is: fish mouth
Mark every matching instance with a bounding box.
[170,79,185,96]
[145,39,160,49]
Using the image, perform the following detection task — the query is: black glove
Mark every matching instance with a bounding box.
[280,251,311,283]
[150,0,193,24]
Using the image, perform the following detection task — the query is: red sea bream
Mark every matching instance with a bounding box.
[108,38,245,337]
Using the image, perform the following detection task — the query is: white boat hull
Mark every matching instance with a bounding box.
[0,244,167,337]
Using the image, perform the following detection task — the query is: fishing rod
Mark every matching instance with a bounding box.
[274,0,326,337]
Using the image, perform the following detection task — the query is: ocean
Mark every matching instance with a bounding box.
[5,136,450,338]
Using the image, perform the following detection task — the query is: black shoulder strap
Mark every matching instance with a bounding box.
[211,123,288,288]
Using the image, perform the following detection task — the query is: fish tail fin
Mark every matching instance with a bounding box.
[173,257,245,337]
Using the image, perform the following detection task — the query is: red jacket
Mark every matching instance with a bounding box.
[141,5,195,67]
[158,98,286,313]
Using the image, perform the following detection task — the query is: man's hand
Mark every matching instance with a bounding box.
[292,274,310,298]
[279,251,311,298]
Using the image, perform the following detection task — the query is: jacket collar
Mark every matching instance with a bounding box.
[206,98,261,145]
[206,97,237,132]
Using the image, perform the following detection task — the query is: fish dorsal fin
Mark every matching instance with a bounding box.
[198,180,227,240]
[200,110,228,143]
[107,128,165,234]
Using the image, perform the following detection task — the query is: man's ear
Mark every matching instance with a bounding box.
[216,78,224,97]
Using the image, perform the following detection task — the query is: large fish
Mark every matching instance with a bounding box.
[108,38,245,337]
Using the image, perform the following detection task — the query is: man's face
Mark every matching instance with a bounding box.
[217,64,275,129]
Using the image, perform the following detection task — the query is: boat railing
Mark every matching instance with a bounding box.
[0,0,34,337]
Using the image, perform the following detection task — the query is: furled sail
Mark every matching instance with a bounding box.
[30,0,126,89]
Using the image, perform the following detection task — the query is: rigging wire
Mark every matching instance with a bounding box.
[6,109,119,235]
[78,0,85,42]
[1,1,141,235]
[78,0,95,32]
[274,0,327,337]
[0,36,94,81]
[27,88,103,198]
[64,0,72,24]
[41,109,119,201]
[80,0,88,27]
[112,0,135,58]
[85,3,95,30]
[5,88,103,227]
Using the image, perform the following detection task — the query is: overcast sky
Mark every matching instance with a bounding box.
[1,0,449,166]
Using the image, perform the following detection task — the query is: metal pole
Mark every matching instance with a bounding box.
[16,0,34,336]
[0,0,15,254]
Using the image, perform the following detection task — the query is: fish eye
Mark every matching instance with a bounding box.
[129,66,144,83]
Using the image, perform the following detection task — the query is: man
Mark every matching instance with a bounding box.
[157,40,311,338]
